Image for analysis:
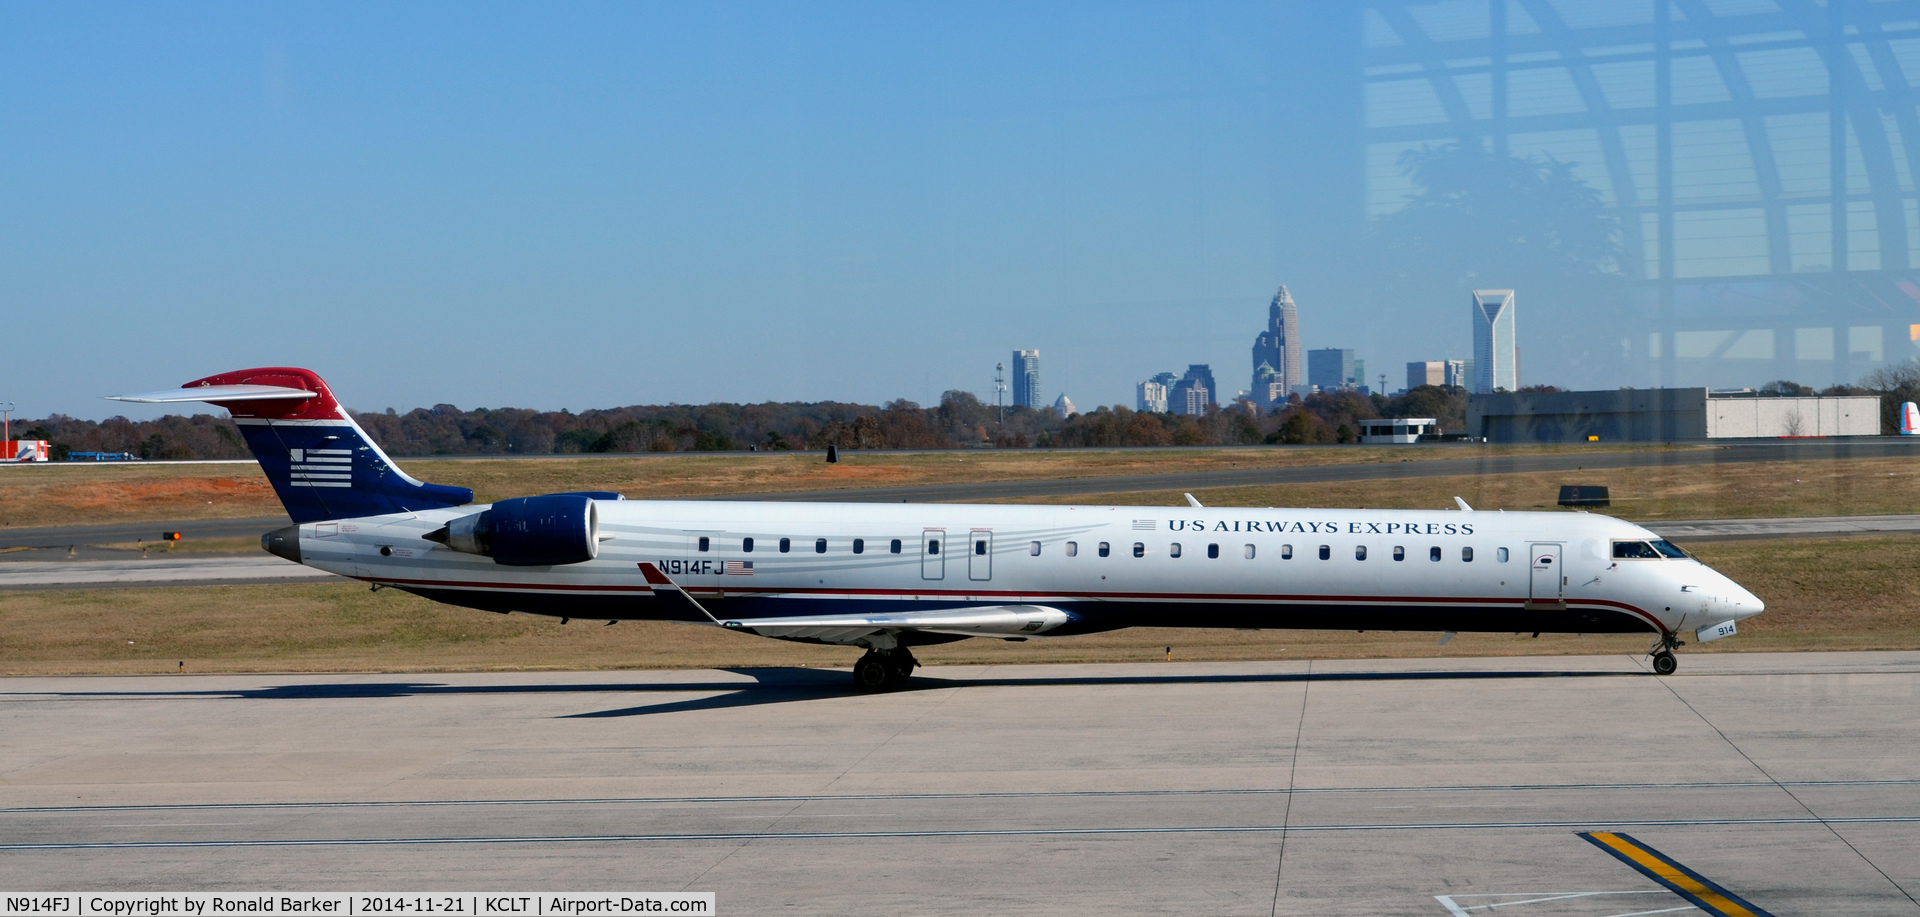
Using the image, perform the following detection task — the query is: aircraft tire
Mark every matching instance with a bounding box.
[853,654,894,692]
[1651,651,1677,676]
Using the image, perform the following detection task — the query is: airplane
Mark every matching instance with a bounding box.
[110,367,1764,687]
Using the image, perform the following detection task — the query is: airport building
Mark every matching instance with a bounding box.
[1011,350,1041,409]
[1359,417,1441,444]
[1467,388,1881,442]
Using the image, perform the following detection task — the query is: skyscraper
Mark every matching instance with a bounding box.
[1251,362,1285,408]
[1170,364,1215,415]
[1011,350,1041,408]
[1470,291,1517,394]
[1137,371,1177,413]
[1307,348,1355,392]
[1251,286,1302,396]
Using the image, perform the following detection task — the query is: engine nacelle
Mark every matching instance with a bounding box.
[422,493,603,566]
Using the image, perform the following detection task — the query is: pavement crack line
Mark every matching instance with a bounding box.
[1653,672,1919,909]
[1271,659,1311,917]
[679,677,964,892]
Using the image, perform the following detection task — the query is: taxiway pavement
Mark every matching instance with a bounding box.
[2,653,1915,914]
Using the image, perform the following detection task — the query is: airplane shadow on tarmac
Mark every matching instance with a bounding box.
[11,666,1636,719]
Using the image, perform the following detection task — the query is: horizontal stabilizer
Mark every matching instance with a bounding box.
[107,384,319,404]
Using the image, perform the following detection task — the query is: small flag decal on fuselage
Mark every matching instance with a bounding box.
[1132,520,1156,530]
[725,561,754,575]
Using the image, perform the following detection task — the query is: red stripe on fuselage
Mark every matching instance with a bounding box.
[356,574,1666,631]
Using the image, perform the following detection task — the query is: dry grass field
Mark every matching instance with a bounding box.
[0,444,1681,529]
[1,537,1911,675]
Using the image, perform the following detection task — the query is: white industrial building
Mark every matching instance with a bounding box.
[1705,392,1879,438]
[1467,389,1879,442]
[1359,418,1440,444]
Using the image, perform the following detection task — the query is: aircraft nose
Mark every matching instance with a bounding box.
[1719,576,1764,619]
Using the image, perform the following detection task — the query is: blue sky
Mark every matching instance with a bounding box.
[3,2,1365,420]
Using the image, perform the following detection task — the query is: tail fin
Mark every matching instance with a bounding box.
[1903,401,1919,435]
[109,367,473,523]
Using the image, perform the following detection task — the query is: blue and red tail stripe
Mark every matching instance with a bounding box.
[187,368,473,524]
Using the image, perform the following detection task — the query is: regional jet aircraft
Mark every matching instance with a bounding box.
[111,368,1763,687]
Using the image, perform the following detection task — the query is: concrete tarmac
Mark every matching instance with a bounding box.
[2,653,1916,914]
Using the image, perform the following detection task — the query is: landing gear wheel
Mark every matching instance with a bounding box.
[853,653,893,692]
[890,650,919,684]
[1651,651,1678,676]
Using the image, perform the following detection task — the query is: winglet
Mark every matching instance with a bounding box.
[1454,497,1473,512]
[637,562,724,625]
[1185,493,1204,508]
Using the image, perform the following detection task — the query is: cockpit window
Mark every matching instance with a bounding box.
[1650,539,1689,559]
[1612,541,1660,559]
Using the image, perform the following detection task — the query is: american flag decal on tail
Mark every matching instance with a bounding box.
[725,561,754,575]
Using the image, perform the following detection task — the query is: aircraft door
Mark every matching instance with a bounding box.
[1529,543,1564,605]
[967,528,992,581]
[922,528,945,581]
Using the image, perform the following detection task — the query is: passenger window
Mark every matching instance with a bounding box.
[816,538,828,554]
[1495,547,1506,562]
[853,538,864,554]
[1169,542,1182,558]
[1098,542,1111,557]
[1613,541,1660,559]
[1281,544,1293,560]
[1029,541,1042,556]
[1356,545,1368,560]
[742,537,754,553]
[890,539,902,554]
[1464,547,1475,562]
[1207,543,1220,559]
[1318,545,1330,560]
[698,536,710,552]
[1243,544,1255,559]
[928,539,940,555]
[975,539,987,555]
[779,537,791,553]
[1430,546,1441,562]
[1132,542,1145,558]
[1392,546,1405,561]
[1066,541,1078,557]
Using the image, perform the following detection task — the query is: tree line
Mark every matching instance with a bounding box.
[17,368,1920,461]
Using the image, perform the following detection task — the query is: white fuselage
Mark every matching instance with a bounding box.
[291,500,1763,641]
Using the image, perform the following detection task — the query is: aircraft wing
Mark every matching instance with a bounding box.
[637,562,1071,641]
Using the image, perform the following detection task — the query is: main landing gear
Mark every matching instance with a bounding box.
[1648,633,1684,676]
[852,648,919,692]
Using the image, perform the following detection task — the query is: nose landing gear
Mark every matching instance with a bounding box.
[1648,633,1685,676]
[852,648,919,691]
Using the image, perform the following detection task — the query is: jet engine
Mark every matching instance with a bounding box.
[423,492,617,566]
